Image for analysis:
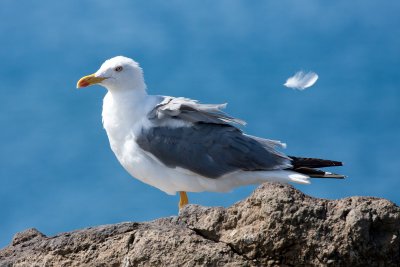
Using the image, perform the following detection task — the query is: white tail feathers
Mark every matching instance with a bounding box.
[232,170,311,186]
[288,173,311,184]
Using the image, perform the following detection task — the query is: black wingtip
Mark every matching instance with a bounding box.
[293,167,345,179]
[290,156,344,169]
[315,173,346,179]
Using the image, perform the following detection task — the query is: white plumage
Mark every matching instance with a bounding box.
[77,56,311,197]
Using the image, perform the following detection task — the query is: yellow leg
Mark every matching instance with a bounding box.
[179,191,189,210]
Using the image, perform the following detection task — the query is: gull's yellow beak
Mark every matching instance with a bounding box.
[76,74,107,89]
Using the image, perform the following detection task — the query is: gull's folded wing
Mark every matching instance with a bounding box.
[148,96,246,126]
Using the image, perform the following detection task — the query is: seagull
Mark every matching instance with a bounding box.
[77,56,344,210]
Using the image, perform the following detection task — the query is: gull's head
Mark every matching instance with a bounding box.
[76,56,145,92]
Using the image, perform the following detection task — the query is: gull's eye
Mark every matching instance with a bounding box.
[114,66,123,72]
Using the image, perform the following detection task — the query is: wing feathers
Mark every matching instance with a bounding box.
[136,124,291,179]
[148,97,246,126]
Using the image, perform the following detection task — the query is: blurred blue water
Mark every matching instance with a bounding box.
[0,1,399,248]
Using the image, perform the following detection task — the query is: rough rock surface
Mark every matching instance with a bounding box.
[1,182,399,266]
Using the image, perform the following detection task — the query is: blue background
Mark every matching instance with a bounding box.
[1,1,399,248]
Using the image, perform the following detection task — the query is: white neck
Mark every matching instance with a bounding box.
[102,87,150,142]
[109,87,148,108]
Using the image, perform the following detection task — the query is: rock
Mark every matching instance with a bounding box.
[11,228,46,246]
[1,182,399,266]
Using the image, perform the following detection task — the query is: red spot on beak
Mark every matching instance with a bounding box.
[78,80,90,88]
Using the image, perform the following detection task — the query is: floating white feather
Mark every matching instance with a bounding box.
[284,71,318,90]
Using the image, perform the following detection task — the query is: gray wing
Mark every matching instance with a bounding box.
[136,123,291,179]
[148,96,246,126]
